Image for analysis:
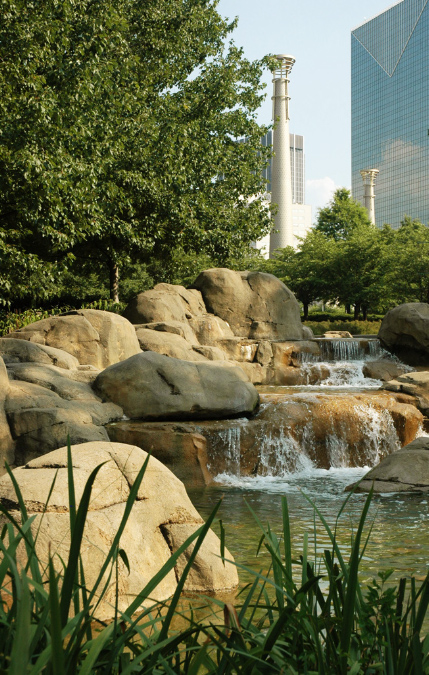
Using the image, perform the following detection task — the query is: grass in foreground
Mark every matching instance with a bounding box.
[0,446,428,674]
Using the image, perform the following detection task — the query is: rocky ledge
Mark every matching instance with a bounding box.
[346,436,429,494]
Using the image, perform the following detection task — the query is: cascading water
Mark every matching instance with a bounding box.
[210,339,419,482]
[295,338,410,388]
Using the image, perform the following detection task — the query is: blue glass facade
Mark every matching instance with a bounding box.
[351,0,429,228]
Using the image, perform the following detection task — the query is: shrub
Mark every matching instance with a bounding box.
[304,320,382,336]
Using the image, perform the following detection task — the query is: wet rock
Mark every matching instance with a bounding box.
[378,303,429,365]
[94,351,259,421]
[191,269,304,340]
[0,441,238,619]
[345,437,429,494]
[363,360,410,382]
[5,310,141,369]
[107,391,423,482]
[107,420,213,485]
[272,341,320,369]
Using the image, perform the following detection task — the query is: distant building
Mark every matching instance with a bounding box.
[351,0,429,228]
[259,130,313,253]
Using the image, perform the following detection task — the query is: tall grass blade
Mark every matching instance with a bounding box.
[9,572,31,675]
[340,488,373,672]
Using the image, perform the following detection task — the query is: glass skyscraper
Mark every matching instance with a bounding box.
[351,0,429,228]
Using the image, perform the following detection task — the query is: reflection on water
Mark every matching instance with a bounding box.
[188,468,429,587]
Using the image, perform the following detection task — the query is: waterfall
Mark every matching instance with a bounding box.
[209,391,412,480]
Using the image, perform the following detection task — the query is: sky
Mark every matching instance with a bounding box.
[216,0,399,220]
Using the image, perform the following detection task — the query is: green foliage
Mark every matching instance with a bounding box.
[0,0,273,304]
[1,448,428,673]
[304,320,382,336]
[315,188,372,240]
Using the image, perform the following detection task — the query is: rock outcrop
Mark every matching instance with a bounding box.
[5,310,141,369]
[378,303,429,365]
[0,356,15,468]
[1,336,124,466]
[0,441,238,618]
[107,391,423,480]
[383,370,429,415]
[346,436,429,493]
[191,269,304,340]
[94,351,259,421]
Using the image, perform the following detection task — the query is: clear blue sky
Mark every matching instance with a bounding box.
[217,0,397,220]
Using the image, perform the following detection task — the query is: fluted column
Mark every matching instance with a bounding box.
[270,54,295,256]
[360,169,379,225]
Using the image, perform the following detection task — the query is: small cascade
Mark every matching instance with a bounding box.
[301,338,387,363]
[206,391,420,480]
[292,338,406,388]
[299,361,380,388]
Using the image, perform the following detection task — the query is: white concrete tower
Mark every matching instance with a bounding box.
[269,54,295,256]
[360,169,379,225]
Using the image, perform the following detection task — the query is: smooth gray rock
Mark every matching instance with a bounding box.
[378,303,429,364]
[0,338,79,369]
[362,359,410,382]
[94,351,259,421]
[191,269,304,340]
[346,436,429,494]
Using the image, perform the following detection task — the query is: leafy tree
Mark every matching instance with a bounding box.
[0,0,273,304]
[329,223,386,319]
[315,188,371,241]
[262,232,338,319]
[382,217,429,305]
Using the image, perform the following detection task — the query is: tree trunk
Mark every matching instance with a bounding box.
[362,305,368,321]
[303,302,309,321]
[346,304,351,314]
[353,302,361,320]
[109,261,119,303]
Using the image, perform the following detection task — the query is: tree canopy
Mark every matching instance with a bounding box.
[0,0,273,304]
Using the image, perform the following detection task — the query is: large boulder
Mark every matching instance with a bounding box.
[346,436,429,493]
[94,351,259,421]
[0,441,238,618]
[191,269,305,340]
[0,356,14,471]
[378,303,429,365]
[5,362,123,464]
[123,284,206,325]
[5,310,141,369]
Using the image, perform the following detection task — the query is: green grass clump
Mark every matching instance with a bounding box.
[1,444,428,673]
[304,320,382,336]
